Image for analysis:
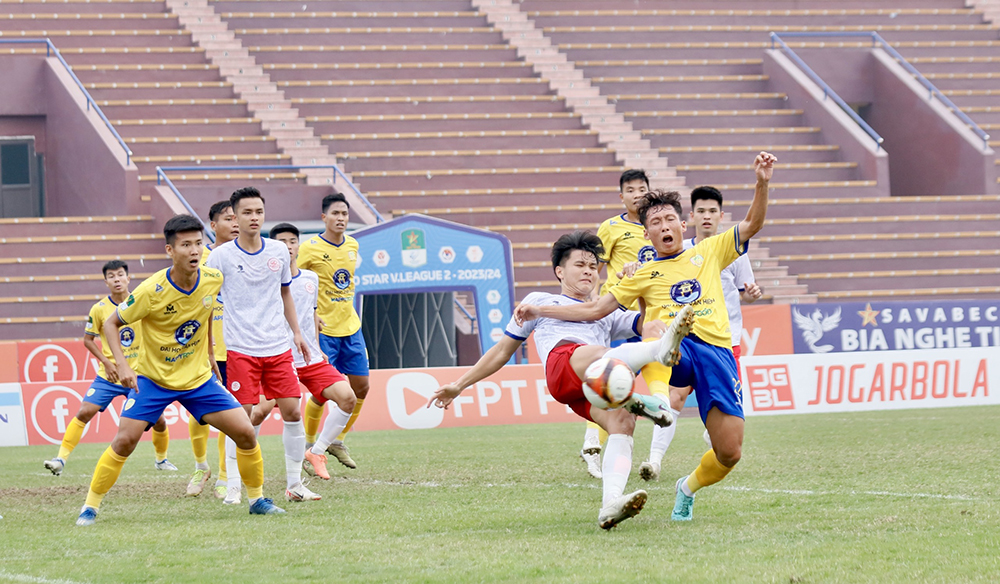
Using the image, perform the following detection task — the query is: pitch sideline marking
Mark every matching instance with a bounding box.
[721,485,977,501]
[0,571,90,584]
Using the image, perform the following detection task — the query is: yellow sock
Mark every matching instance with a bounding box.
[151,426,169,461]
[188,416,209,464]
[85,446,128,509]
[58,417,87,460]
[304,398,324,444]
[336,398,364,442]
[685,449,734,494]
[236,444,264,500]
[217,432,228,483]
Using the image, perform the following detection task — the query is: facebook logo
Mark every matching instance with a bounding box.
[43,356,60,383]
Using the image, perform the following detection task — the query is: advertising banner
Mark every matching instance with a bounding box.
[0,382,28,446]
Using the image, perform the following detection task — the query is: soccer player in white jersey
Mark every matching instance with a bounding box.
[429,231,694,529]
[638,185,763,482]
[204,187,317,504]
[251,223,357,482]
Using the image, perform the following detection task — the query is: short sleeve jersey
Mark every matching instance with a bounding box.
[204,239,293,358]
[286,269,324,368]
[505,292,640,366]
[116,267,222,390]
[200,244,227,362]
[597,213,657,310]
[610,226,748,349]
[85,296,141,380]
[683,236,755,346]
[297,234,361,338]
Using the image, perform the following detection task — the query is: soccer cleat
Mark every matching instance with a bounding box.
[76,506,98,527]
[285,483,322,502]
[580,450,602,479]
[598,490,647,530]
[222,485,242,506]
[326,442,357,469]
[672,476,695,521]
[214,484,228,500]
[154,459,179,471]
[625,394,676,428]
[44,457,66,476]
[249,497,286,515]
[185,468,211,497]
[639,461,661,481]
[657,304,695,366]
[304,450,331,480]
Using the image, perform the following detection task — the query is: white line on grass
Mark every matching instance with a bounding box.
[0,571,90,584]
[722,486,977,501]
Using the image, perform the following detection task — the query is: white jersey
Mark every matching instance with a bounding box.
[505,292,640,366]
[286,269,324,368]
[685,236,755,346]
[205,238,293,357]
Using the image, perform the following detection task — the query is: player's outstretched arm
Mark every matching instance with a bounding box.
[281,286,311,363]
[102,313,136,389]
[737,151,776,244]
[428,335,521,409]
[514,292,620,325]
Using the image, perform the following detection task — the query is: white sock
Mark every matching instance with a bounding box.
[253,424,261,437]
[312,407,352,454]
[680,475,695,497]
[648,423,676,466]
[601,434,633,508]
[602,338,665,372]
[582,427,600,451]
[195,461,209,471]
[283,420,305,488]
[225,436,241,490]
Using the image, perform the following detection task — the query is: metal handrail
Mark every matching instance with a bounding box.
[770,31,991,151]
[0,38,133,165]
[154,168,214,242]
[769,32,884,150]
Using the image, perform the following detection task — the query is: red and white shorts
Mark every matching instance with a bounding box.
[297,361,348,405]
[226,349,300,405]
[544,343,593,422]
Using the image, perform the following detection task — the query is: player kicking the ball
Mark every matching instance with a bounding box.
[428,231,694,529]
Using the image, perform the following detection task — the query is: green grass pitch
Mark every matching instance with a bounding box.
[1,406,998,583]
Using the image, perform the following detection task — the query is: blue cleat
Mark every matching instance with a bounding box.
[249,497,286,516]
[76,506,98,526]
[672,477,695,521]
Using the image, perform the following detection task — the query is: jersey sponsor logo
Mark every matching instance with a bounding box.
[333,269,352,290]
[670,279,702,304]
[267,257,281,272]
[202,296,212,309]
[690,254,704,267]
[120,327,136,348]
[126,295,135,307]
[164,304,177,315]
[638,245,656,264]
[155,284,164,293]
[237,264,245,273]
[175,320,201,345]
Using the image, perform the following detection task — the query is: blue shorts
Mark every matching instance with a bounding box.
[319,329,369,377]
[83,377,131,412]
[122,375,242,426]
[669,335,744,424]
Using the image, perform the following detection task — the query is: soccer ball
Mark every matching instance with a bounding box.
[582,357,635,410]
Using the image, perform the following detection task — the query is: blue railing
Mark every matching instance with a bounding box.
[0,39,133,165]
[770,31,991,152]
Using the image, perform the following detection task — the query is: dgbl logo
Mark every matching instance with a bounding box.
[745,365,795,412]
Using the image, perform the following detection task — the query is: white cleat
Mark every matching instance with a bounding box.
[222,485,242,506]
[44,457,65,476]
[285,483,322,502]
[638,461,661,482]
[598,490,648,530]
[154,459,179,471]
[657,304,695,366]
[580,449,602,479]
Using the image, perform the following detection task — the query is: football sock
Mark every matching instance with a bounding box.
[282,421,305,488]
[151,426,169,461]
[648,423,676,466]
[685,449,734,495]
[304,397,324,444]
[58,417,87,460]
[603,335,674,372]
[335,398,364,442]
[253,424,261,437]
[313,406,353,454]
[188,417,209,465]
[236,444,264,500]
[85,446,127,509]
[601,434,633,508]
[582,425,601,451]
[217,432,228,482]
[226,437,241,490]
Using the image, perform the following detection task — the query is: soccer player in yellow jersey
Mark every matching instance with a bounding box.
[297,192,367,469]
[186,200,239,498]
[76,215,281,526]
[516,152,776,522]
[44,260,175,475]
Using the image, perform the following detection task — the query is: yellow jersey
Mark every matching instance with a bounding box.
[597,213,657,310]
[608,226,746,349]
[297,233,361,337]
[201,243,227,361]
[116,266,223,390]
[85,296,141,380]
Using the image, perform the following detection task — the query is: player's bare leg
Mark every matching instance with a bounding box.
[673,408,743,521]
[590,407,646,530]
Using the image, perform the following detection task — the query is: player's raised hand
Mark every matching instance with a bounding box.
[117,362,137,390]
[754,151,776,182]
[641,319,668,340]
[514,303,540,326]
[427,383,463,409]
[293,332,311,364]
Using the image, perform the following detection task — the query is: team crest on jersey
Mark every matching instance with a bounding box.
[333,269,351,290]
[638,245,656,264]
[670,279,702,304]
[120,327,136,347]
[305,282,316,294]
[175,320,201,345]
[690,254,704,267]
[267,257,281,272]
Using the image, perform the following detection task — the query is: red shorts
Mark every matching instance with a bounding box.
[226,349,300,405]
[297,361,347,405]
[732,345,742,383]
[544,343,593,422]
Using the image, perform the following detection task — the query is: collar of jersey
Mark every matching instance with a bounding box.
[653,248,686,261]
[106,295,120,307]
[291,270,302,280]
[166,267,201,296]
[619,212,642,226]
[235,238,266,256]
[318,233,345,247]
[560,294,585,303]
